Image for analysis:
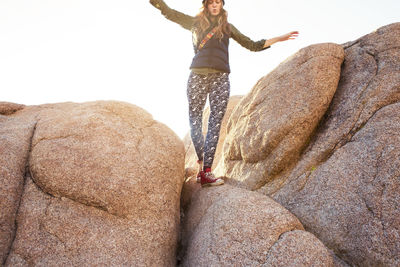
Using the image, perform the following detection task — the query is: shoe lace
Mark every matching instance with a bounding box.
[204,171,216,180]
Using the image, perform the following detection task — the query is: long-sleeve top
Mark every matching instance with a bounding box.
[150,0,269,73]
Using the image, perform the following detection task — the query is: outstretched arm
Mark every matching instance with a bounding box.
[149,0,194,31]
[263,31,299,48]
[230,24,268,52]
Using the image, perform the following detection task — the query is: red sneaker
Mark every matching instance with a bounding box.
[196,171,203,183]
[200,170,224,187]
[196,160,203,183]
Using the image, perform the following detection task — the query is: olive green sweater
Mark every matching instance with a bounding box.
[150,0,269,73]
[150,0,268,50]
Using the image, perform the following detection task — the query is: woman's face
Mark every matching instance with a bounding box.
[207,0,223,16]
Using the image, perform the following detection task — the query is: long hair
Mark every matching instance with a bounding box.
[193,1,230,43]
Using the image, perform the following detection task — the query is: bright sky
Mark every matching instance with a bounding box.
[1,0,399,138]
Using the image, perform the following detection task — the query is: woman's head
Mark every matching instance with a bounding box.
[195,0,230,41]
[202,0,225,16]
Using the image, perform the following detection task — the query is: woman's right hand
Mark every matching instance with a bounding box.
[150,0,162,9]
[150,0,159,5]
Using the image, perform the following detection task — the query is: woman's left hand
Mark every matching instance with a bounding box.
[263,31,299,48]
[277,31,299,42]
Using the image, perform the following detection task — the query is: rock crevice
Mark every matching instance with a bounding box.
[2,117,37,265]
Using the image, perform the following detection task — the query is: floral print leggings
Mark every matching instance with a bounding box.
[187,71,230,168]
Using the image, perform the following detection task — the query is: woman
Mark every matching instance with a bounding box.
[150,0,298,187]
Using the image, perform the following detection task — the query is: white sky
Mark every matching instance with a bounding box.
[1,0,399,138]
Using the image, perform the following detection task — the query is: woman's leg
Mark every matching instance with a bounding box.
[203,72,230,169]
[187,72,208,162]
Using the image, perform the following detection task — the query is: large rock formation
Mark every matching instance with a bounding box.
[180,183,333,266]
[0,107,36,264]
[275,103,400,266]
[2,23,399,267]
[272,23,400,266]
[0,102,25,116]
[215,43,345,191]
[1,101,185,266]
[189,23,399,266]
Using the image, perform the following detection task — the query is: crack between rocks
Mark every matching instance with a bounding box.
[374,46,400,55]
[359,148,389,238]
[350,100,400,143]
[30,134,79,151]
[328,47,383,155]
[278,92,399,231]
[263,228,298,264]
[354,49,378,104]
[27,112,134,220]
[313,100,399,188]
[265,228,354,267]
[103,106,157,154]
[255,47,397,198]
[31,122,130,225]
[39,199,68,250]
[294,101,399,265]
[316,50,379,165]
[342,39,361,49]
[3,121,38,266]
[235,51,345,166]
[252,118,328,192]
[29,171,128,220]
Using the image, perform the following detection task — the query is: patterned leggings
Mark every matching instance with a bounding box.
[187,71,230,168]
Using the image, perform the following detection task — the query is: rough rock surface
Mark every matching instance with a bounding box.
[2,23,399,267]
[263,230,335,267]
[275,103,400,266]
[272,23,400,266]
[183,95,243,172]
[0,102,25,115]
[181,23,400,266]
[0,111,36,264]
[215,43,345,190]
[180,184,333,266]
[189,23,399,266]
[2,101,185,266]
